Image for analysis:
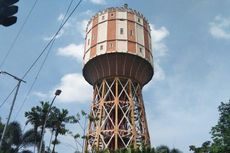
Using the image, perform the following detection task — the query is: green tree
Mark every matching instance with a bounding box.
[25,102,82,153]
[0,121,41,153]
[190,100,230,153]
[93,145,181,153]
[170,148,182,153]
[211,101,230,152]
[25,101,53,152]
[50,108,70,153]
[25,101,54,152]
[68,110,100,153]
[25,105,42,152]
[156,145,170,153]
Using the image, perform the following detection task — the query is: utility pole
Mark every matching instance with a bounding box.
[0,71,26,149]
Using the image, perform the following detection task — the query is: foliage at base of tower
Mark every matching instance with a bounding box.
[189,100,230,153]
[88,145,182,153]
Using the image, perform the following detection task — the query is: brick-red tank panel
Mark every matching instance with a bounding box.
[143,19,148,30]
[144,30,149,50]
[144,21,150,51]
[145,50,150,61]
[127,21,136,42]
[127,12,135,21]
[90,46,96,58]
[128,42,136,54]
[91,17,98,47]
[127,13,136,54]
[92,16,98,27]
[107,40,116,52]
[107,20,116,41]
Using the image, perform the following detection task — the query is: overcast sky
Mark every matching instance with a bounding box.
[1,0,230,152]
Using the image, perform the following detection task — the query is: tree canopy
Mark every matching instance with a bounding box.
[190,100,230,153]
[0,121,40,153]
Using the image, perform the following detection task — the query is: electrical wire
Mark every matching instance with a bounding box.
[0,0,40,69]
[13,0,75,120]
[0,86,17,108]
[0,0,83,109]
[21,0,83,80]
[0,0,39,108]
[12,41,54,119]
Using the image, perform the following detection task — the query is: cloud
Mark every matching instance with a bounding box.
[209,15,230,39]
[145,66,221,151]
[89,0,106,5]
[33,91,48,99]
[57,43,84,62]
[43,14,71,41]
[150,24,169,58]
[57,13,65,22]
[72,11,93,38]
[43,10,93,41]
[81,10,94,16]
[43,29,65,41]
[153,60,166,81]
[54,73,92,103]
[76,19,88,38]
[149,23,169,82]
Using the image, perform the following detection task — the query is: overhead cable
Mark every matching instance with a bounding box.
[0,0,83,109]
[0,0,39,69]
[13,0,75,120]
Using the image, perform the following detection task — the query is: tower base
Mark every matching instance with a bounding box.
[85,77,150,152]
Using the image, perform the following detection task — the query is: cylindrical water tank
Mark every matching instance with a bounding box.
[83,6,154,86]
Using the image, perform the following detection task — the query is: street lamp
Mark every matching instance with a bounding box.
[0,71,26,149]
[55,89,61,96]
[38,89,62,153]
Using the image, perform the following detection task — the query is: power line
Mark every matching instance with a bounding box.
[0,0,39,108]
[13,41,54,120]
[21,0,83,80]
[0,86,16,108]
[0,0,39,69]
[13,0,75,120]
[0,0,83,109]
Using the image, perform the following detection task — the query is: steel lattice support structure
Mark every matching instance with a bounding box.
[85,77,150,151]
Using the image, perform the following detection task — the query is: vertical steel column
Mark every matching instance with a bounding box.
[114,78,118,149]
[128,79,137,148]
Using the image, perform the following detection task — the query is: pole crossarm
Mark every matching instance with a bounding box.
[0,71,26,83]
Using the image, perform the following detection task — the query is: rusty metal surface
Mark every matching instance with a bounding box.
[83,53,153,87]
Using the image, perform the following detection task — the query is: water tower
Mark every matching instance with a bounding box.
[83,4,153,151]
